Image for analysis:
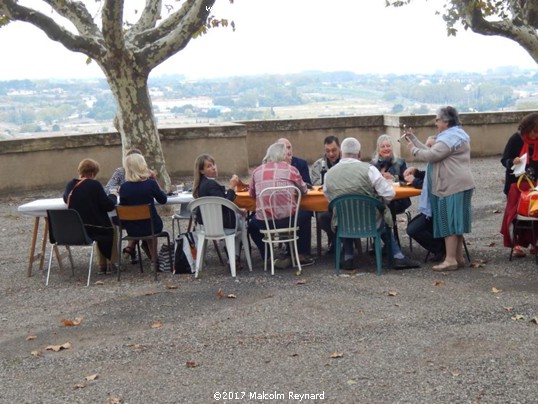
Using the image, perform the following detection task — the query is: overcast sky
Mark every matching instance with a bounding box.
[0,0,536,81]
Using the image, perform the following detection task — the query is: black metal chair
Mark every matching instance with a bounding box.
[115,204,172,281]
[46,209,96,287]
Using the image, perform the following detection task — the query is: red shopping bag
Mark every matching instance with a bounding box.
[517,175,538,217]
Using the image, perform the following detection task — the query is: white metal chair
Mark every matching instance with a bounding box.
[187,197,252,278]
[46,209,96,287]
[258,185,303,275]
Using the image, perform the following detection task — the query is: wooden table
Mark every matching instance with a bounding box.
[234,185,422,256]
[17,193,194,277]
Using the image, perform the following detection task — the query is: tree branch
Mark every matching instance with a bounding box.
[101,0,126,51]
[135,0,216,69]
[0,0,103,59]
[43,0,101,38]
[128,0,163,38]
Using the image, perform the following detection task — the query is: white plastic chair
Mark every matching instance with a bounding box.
[258,185,302,275]
[187,197,252,278]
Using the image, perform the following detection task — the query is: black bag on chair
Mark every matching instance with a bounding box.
[173,232,197,274]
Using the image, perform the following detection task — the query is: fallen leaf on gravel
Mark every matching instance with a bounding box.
[108,398,122,404]
[530,317,538,324]
[488,242,496,247]
[511,314,525,321]
[73,383,86,389]
[186,360,199,368]
[227,294,237,299]
[347,379,357,385]
[470,259,487,268]
[61,317,83,326]
[330,352,344,358]
[94,281,104,286]
[451,369,461,377]
[216,288,225,299]
[31,350,41,357]
[144,291,156,296]
[26,335,37,341]
[150,321,163,329]
[296,279,306,285]
[503,306,514,312]
[491,287,502,294]
[46,342,72,352]
[127,343,147,351]
[387,291,398,296]
[85,374,98,381]
[433,281,445,286]
[165,284,178,289]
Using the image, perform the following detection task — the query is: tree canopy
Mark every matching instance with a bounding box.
[0,1,233,190]
[386,0,538,64]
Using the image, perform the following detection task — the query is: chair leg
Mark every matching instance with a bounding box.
[152,237,159,281]
[224,237,236,277]
[240,223,253,272]
[194,236,206,278]
[45,244,56,286]
[335,236,341,275]
[463,236,471,263]
[214,240,225,266]
[86,243,95,287]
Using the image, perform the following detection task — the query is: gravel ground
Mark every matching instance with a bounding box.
[1,156,538,404]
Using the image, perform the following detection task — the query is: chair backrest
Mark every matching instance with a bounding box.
[46,209,93,246]
[115,204,152,221]
[188,197,241,238]
[329,195,384,238]
[115,204,157,236]
[258,185,302,231]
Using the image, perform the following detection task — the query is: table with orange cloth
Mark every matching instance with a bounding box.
[234,185,421,213]
[235,185,421,256]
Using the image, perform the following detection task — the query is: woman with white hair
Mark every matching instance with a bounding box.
[371,134,412,217]
[405,106,475,271]
[248,142,314,267]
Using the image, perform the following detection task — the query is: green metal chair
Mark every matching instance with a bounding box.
[329,194,392,275]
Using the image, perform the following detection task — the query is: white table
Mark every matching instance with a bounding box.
[18,193,194,276]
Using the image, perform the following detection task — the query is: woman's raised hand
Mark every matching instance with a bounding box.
[229,174,240,189]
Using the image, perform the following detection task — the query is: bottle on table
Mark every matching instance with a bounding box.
[320,159,327,185]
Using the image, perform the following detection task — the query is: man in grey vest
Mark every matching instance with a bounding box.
[324,137,420,270]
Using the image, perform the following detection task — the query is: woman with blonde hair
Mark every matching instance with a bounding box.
[118,153,167,261]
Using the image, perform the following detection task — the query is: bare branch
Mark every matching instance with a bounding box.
[136,0,216,69]
[43,0,100,37]
[0,0,103,59]
[128,0,163,38]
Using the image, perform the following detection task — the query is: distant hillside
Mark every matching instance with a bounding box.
[1,68,537,139]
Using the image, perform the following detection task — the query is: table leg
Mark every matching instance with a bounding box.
[315,212,322,257]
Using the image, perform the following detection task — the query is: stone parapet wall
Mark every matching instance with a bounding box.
[1,111,535,194]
